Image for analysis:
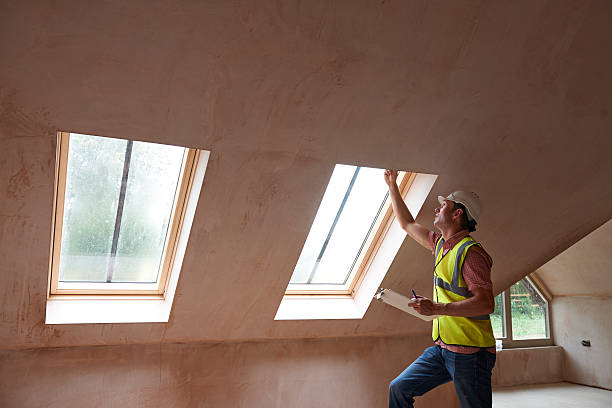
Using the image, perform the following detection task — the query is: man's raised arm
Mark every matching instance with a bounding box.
[384,170,431,250]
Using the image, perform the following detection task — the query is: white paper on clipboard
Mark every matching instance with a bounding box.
[375,288,439,321]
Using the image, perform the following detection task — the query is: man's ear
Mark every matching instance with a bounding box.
[452,208,463,220]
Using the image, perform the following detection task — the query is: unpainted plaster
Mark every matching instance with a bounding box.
[492,346,563,388]
[552,296,612,389]
[535,219,612,297]
[0,335,460,408]
[1,1,612,349]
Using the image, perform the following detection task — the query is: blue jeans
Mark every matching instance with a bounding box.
[389,345,496,408]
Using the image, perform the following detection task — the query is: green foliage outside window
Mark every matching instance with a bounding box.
[510,279,547,339]
[491,278,548,341]
[490,293,504,338]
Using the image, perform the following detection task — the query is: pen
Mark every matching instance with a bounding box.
[411,289,417,299]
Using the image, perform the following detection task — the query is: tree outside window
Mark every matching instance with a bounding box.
[491,276,551,347]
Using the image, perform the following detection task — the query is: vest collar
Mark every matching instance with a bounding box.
[439,229,471,253]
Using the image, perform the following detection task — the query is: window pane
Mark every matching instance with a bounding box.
[290,164,389,285]
[112,142,185,282]
[511,278,548,340]
[491,293,505,338]
[59,134,126,281]
[58,133,186,284]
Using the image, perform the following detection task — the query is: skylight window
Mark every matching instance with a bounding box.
[276,166,437,320]
[49,132,199,296]
[286,164,415,295]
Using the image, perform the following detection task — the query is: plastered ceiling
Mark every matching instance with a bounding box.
[1,0,611,349]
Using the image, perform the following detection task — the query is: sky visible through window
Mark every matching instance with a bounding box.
[290,164,389,285]
[58,133,185,284]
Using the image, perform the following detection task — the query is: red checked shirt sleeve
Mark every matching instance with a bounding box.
[462,246,493,292]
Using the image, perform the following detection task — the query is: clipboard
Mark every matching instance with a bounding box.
[375,288,439,321]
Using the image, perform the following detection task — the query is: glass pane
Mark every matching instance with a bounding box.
[59,134,126,281]
[290,164,389,285]
[112,141,185,282]
[58,133,186,284]
[491,293,505,338]
[511,278,548,340]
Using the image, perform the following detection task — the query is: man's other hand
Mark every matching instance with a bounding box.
[408,296,438,316]
[384,169,399,187]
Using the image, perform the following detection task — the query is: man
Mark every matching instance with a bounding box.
[384,170,496,408]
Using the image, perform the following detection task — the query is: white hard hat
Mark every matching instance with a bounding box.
[438,191,482,222]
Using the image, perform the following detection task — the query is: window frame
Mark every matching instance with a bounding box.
[495,274,553,348]
[284,170,417,297]
[48,131,200,297]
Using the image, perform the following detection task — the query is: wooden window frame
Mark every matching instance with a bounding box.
[495,275,554,348]
[285,171,416,297]
[48,131,200,297]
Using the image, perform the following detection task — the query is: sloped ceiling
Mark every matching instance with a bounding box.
[1,0,611,349]
[535,218,612,297]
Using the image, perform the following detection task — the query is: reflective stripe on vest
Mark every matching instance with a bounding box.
[432,236,496,347]
[434,238,489,321]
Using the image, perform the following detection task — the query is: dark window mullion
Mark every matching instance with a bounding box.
[106,140,133,283]
[341,190,389,285]
[306,166,361,284]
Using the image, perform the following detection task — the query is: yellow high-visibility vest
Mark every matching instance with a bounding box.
[432,236,496,348]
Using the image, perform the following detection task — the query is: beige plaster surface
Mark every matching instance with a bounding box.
[493,382,612,408]
[535,219,612,297]
[0,334,460,408]
[551,296,612,389]
[491,346,562,388]
[1,0,612,350]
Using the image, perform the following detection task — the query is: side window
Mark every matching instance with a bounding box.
[491,292,505,338]
[510,278,549,340]
[492,276,551,347]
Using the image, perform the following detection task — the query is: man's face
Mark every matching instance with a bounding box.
[434,199,455,230]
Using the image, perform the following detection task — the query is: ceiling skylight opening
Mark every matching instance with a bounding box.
[49,132,200,296]
[286,164,415,296]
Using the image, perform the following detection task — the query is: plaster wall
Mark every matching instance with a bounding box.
[0,335,460,408]
[491,346,563,388]
[551,296,612,390]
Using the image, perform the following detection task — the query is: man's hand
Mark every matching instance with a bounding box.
[407,295,439,316]
[383,168,432,250]
[384,169,399,187]
[408,288,495,318]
